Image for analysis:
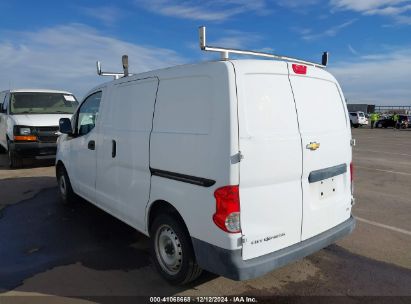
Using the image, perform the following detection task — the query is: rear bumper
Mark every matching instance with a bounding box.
[192,216,356,281]
[10,142,57,158]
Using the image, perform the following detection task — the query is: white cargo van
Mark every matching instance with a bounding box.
[56,28,355,284]
[0,89,78,167]
[349,111,368,128]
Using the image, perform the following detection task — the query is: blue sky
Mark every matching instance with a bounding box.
[1,0,410,105]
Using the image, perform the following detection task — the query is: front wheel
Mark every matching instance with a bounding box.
[7,141,22,168]
[57,165,76,204]
[150,213,202,285]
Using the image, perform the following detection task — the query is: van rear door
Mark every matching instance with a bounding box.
[288,64,352,241]
[234,61,303,260]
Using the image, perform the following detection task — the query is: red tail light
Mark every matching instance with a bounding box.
[350,162,354,182]
[213,185,241,233]
[292,64,307,75]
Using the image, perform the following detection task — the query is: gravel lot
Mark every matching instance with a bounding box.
[0,127,410,303]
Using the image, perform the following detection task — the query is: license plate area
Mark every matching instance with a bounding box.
[318,177,337,200]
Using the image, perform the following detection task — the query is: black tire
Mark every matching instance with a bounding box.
[7,141,23,168]
[150,213,202,285]
[377,123,382,128]
[353,124,359,128]
[0,143,6,154]
[56,165,76,204]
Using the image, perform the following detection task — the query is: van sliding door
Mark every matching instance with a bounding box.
[95,77,159,232]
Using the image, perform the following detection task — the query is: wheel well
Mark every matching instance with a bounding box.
[148,200,189,236]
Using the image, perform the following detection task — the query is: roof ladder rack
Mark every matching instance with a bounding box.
[199,26,328,68]
[96,55,133,79]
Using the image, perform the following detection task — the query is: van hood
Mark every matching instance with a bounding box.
[11,114,73,127]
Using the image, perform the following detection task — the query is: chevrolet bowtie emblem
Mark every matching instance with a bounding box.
[306,142,320,151]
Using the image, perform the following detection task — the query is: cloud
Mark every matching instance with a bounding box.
[348,44,358,55]
[81,6,125,26]
[134,0,269,21]
[302,19,356,40]
[330,0,410,11]
[330,47,411,105]
[0,24,183,99]
[277,0,320,8]
[330,0,411,24]
[365,4,411,15]
[210,30,263,49]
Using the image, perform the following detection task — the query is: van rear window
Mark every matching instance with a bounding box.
[290,77,347,132]
[241,73,299,136]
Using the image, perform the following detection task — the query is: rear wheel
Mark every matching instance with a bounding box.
[7,141,22,168]
[57,165,76,204]
[150,213,202,285]
[377,123,382,128]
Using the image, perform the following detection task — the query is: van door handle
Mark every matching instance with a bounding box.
[88,140,95,150]
[112,140,116,158]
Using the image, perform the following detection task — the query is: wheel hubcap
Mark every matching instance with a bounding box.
[155,225,183,275]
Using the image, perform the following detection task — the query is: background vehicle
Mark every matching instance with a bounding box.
[0,89,78,168]
[375,117,394,128]
[56,29,355,285]
[349,111,368,128]
[375,115,410,128]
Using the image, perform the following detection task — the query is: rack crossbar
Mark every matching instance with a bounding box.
[96,60,133,80]
[199,26,326,68]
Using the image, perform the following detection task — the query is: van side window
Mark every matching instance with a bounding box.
[2,94,9,112]
[0,93,4,111]
[77,91,102,136]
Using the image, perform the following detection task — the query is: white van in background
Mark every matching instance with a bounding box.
[349,111,368,128]
[56,29,355,284]
[0,89,78,167]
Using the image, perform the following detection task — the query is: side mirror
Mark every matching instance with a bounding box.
[59,118,73,134]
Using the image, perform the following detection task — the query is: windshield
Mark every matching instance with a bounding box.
[358,112,365,117]
[10,92,78,115]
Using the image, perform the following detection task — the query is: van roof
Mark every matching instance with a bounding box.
[86,59,337,98]
[4,88,73,94]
